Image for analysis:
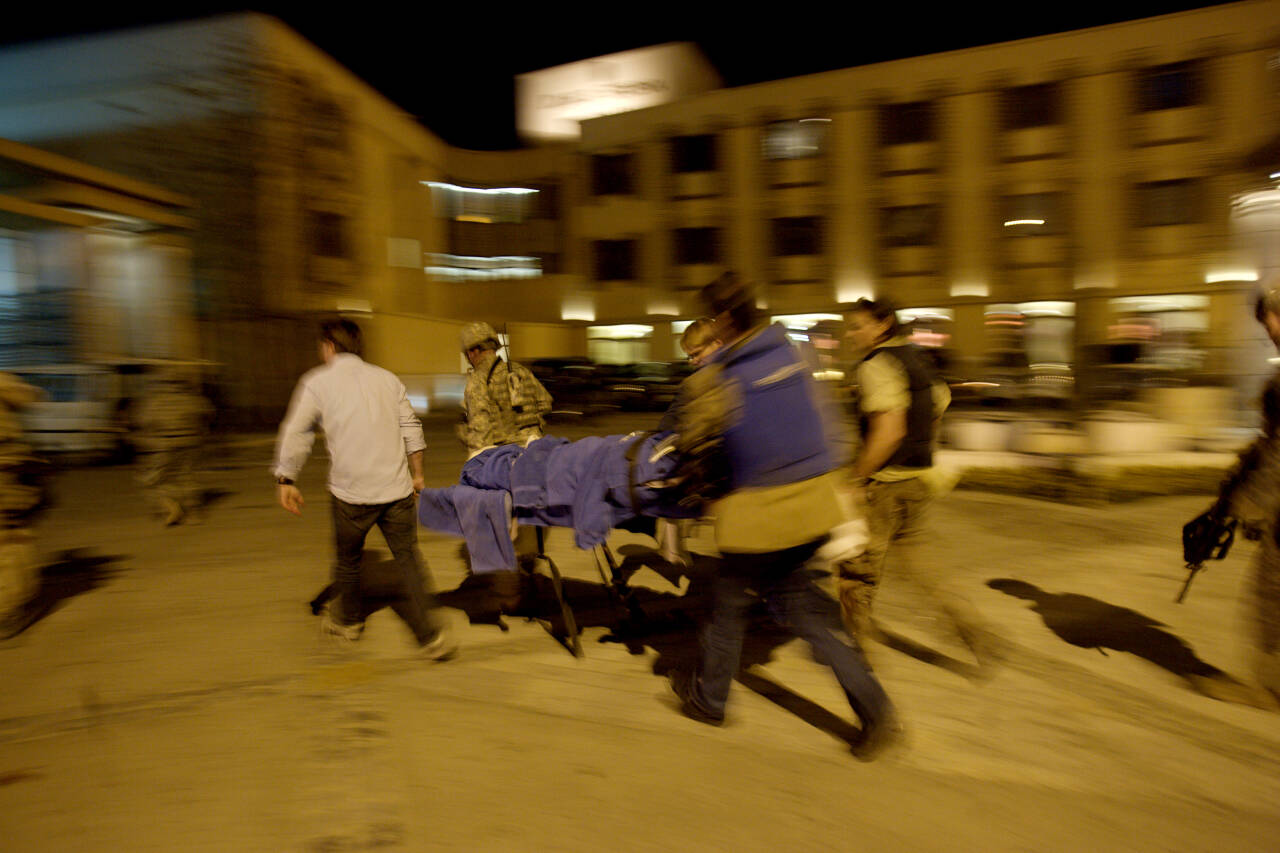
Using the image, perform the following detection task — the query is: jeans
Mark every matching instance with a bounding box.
[692,539,894,730]
[331,494,443,644]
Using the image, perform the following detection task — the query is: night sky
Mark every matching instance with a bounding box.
[0,2,1236,150]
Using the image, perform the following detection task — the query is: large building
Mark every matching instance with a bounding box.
[0,3,1277,422]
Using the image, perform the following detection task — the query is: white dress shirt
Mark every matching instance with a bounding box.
[274,353,426,505]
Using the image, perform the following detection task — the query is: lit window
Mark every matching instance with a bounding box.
[762,119,828,160]
[424,254,541,281]
[422,181,538,224]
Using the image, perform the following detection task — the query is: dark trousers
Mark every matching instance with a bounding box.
[331,494,442,644]
[693,539,894,729]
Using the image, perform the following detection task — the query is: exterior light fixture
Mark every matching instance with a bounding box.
[1204,270,1260,283]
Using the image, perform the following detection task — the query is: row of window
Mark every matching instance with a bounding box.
[329,177,1204,267]
[590,61,1208,191]
[428,182,560,224]
[590,180,1205,279]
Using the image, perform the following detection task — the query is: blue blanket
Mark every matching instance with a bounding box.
[418,432,697,573]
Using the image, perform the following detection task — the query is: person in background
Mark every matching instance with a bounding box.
[275,318,455,660]
[1187,285,1280,704]
[652,317,725,569]
[680,317,722,368]
[841,296,1004,674]
[134,365,212,526]
[458,321,553,614]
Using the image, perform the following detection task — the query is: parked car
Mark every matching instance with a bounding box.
[528,357,613,418]
[11,359,215,462]
[599,362,684,411]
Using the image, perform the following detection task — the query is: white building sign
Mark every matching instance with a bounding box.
[517,43,720,143]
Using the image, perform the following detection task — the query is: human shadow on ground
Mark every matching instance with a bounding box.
[1,549,123,641]
[310,546,870,744]
[868,625,986,681]
[988,578,1277,709]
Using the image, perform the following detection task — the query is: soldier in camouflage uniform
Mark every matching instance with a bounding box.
[1211,286,1280,702]
[0,373,46,638]
[133,366,212,526]
[457,322,552,457]
[458,322,553,612]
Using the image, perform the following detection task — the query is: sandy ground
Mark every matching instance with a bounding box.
[2,412,1278,852]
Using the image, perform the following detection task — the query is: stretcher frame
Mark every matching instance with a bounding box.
[525,525,640,659]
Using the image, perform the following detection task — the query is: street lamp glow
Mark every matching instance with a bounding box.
[950,282,989,297]
[1205,270,1259,283]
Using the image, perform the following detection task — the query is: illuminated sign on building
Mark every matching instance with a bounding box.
[516,43,720,142]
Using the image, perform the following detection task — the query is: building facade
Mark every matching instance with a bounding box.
[0,4,1277,421]
[562,0,1280,407]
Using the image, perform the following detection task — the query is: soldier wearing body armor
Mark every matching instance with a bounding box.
[1191,286,1280,704]
[458,322,552,613]
[0,373,46,638]
[840,297,1006,674]
[134,366,212,526]
[458,322,552,458]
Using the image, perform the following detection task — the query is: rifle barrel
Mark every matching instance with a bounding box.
[1175,562,1201,604]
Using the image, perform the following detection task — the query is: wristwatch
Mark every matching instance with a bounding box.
[276,476,294,486]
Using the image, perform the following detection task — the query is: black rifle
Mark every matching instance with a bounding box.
[1178,509,1236,603]
[1176,441,1264,603]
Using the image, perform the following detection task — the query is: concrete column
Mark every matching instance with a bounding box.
[725,124,763,284]
[944,90,995,301]
[1070,70,1124,294]
[831,105,875,304]
[951,303,987,381]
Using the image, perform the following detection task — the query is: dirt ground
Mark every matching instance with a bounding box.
[1,413,1278,852]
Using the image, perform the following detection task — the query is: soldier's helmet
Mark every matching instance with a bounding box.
[459,321,500,353]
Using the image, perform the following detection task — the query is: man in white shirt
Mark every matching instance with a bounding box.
[275,319,455,660]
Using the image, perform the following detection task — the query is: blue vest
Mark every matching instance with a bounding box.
[718,324,836,489]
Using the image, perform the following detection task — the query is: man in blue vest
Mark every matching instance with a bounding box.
[668,273,900,758]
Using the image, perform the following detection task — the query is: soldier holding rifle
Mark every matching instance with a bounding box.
[1180,285,1280,705]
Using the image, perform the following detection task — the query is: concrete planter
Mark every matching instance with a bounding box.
[947,417,1015,451]
[1084,416,1189,454]
[1012,422,1088,455]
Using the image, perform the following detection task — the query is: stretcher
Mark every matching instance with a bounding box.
[418,431,698,657]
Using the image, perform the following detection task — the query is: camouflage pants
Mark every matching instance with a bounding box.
[1250,534,1280,696]
[137,446,200,510]
[0,527,37,627]
[836,477,997,658]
